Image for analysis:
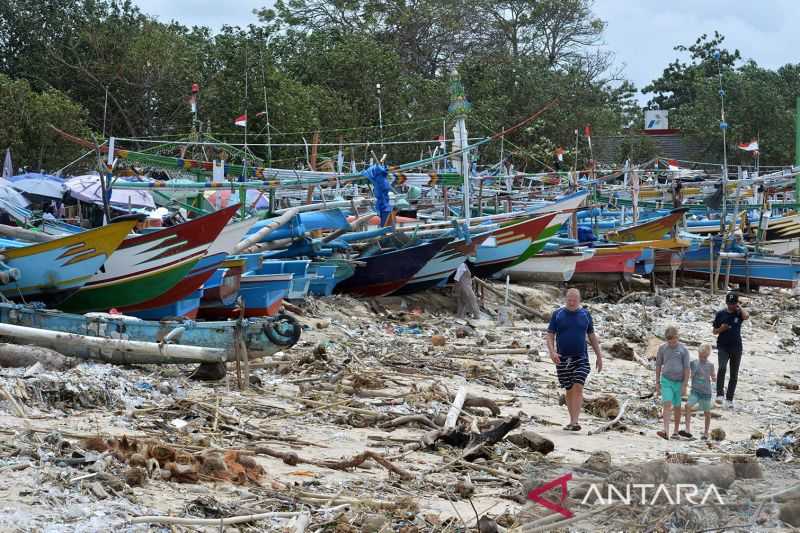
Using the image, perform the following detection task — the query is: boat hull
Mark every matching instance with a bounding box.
[336,239,448,297]
[681,245,800,288]
[59,205,238,313]
[0,302,300,357]
[392,235,487,295]
[2,219,137,306]
[503,248,596,282]
[469,213,556,278]
[571,249,640,283]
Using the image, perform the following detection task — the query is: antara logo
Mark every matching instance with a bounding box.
[527,473,726,516]
[526,473,573,518]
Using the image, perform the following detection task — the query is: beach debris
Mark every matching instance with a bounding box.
[710,428,726,441]
[507,431,555,455]
[606,341,635,360]
[583,450,612,473]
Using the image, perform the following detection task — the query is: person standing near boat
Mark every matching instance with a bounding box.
[547,288,604,431]
[713,292,749,409]
[453,262,480,319]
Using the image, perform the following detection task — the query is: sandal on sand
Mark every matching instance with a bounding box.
[678,430,693,439]
[671,433,681,440]
[563,424,582,431]
[701,434,709,441]
[657,431,669,440]
[563,424,575,431]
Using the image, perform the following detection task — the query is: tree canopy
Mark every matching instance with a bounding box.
[1,1,798,171]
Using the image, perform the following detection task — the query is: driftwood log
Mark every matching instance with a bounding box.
[0,322,226,364]
[0,343,75,370]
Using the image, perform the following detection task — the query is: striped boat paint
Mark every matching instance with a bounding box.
[59,205,238,313]
[468,213,555,278]
[391,234,489,295]
[1,219,137,306]
[606,208,688,242]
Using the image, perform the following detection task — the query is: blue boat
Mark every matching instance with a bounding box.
[128,289,204,321]
[0,302,300,358]
[259,259,313,299]
[308,260,355,296]
[682,238,800,289]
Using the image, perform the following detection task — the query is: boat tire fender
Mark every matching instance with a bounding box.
[263,313,301,347]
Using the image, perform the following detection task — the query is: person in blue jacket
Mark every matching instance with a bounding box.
[362,163,392,226]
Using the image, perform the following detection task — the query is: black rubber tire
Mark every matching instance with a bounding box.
[263,313,301,347]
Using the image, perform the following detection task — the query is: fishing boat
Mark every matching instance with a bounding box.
[0,218,138,306]
[514,191,590,262]
[681,239,800,289]
[502,247,596,282]
[758,238,800,256]
[122,253,227,319]
[570,244,641,283]
[308,259,355,296]
[468,213,556,278]
[58,205,239,313]
[391,234,488,295]
[199,257,246,311]
[114,216,257,317]
[0,302,301,359]
[335,238,449,297]
[605,208,687,242]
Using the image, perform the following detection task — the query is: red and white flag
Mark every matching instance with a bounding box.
[234,114,247,128]
[667,159,681,171]
[555,147,565,162]
[737,140,759,152]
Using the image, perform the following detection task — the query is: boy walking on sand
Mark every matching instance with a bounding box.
[655,326,691,440]
[684,344,716,440]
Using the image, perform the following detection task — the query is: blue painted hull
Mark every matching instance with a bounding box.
[0,302,299,356]
[682,242,800,288]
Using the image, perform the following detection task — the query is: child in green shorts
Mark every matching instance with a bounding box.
[684,344,716,440]
[655,325,691,440]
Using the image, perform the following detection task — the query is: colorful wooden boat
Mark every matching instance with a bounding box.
[0,302,301,357]
[681,240,800,289]
[59,205,239,313]
[605,208,688,242]
[128,289,204,320]
[502,247,596,282]
[335,238,449,297]
[260,259,313,299]
[0,218,138,306]
[392,234,489,295]
[570,245,641,283]
[515,191,590,262]
[113,216,256,317]
[468,213,556,278]
[200,257,246,312]
[308,259,355,296]
[118,252,227,317]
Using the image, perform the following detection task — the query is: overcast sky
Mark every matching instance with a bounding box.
[136,0,800,104]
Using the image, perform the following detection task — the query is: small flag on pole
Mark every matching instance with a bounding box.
[234,114,247,128]
[667,159,681,171]
[737,140,759,152]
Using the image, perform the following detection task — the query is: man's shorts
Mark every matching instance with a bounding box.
[687,391,713,411]
[660,376,683,407]
[556,357,590,389]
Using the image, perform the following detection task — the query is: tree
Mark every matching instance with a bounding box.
[0,74,90,171]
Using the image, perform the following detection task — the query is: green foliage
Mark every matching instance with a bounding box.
[644,32,799,165]
[0,74,90,171]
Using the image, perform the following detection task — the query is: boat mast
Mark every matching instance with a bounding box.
[448,69,471,225]
[795,96,800,210]
[715,50,729,234]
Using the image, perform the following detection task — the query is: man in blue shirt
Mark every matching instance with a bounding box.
[547,288,604,431]
[713,292,749,409]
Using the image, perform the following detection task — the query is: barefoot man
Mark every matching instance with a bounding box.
[547,288,604,431]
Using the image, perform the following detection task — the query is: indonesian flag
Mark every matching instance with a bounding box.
[234,114,247,128]
[667,159,681,171]
[555,147,565,162]
[738,140,759,152]
[584,124,592,152]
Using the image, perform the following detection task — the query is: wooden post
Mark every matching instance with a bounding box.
[477,179,484,217]
[709,239,715,294]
